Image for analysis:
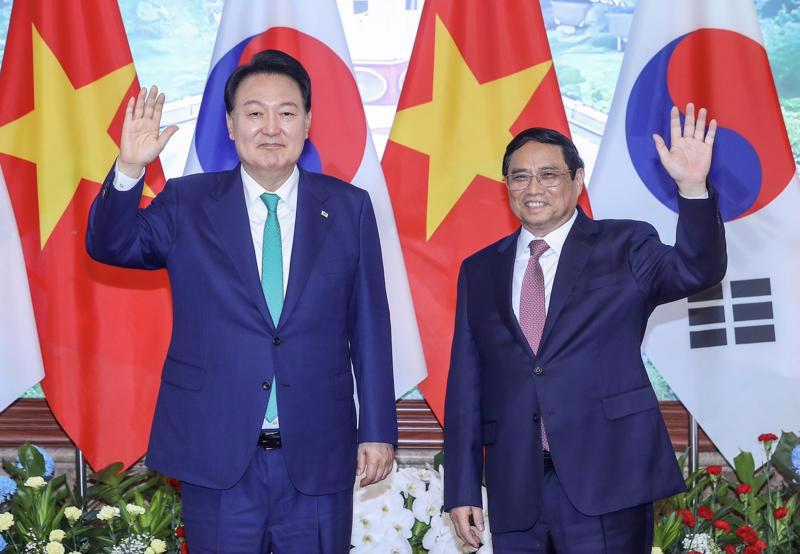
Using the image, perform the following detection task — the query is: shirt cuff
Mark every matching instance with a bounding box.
[113,160,145,191]
[678,189,709,200]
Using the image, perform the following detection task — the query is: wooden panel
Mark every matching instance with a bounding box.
[660,401,715,451]
[397,399,444,449]
[0,399,70,447]
[0,398,715,453]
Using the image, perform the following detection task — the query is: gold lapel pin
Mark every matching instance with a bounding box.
[321,210,329,218]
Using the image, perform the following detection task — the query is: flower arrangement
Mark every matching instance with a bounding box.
[0,444,187,553]
[351,456,492,553]
[652,431,800,554]
[4,432,797,553]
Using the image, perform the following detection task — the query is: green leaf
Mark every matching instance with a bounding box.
[90,462,125,483]
[17,443,45,478]
[652,511,682,550]
[433,450,444,473]
[2,459,25,480]
[772,431,800,493]
[734,451,756,485]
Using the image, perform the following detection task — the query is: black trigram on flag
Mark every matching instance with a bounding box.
[687,278,776,349]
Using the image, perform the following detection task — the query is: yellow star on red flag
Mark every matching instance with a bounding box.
[390,16,552,240]
[0,25,143,249]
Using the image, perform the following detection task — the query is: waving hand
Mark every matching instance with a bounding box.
[652,103,717,197]
[118,86,178,178]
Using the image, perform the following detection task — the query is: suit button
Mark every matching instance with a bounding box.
[533,366,544,376]
[262,380,271,390]
[273,337,282,346]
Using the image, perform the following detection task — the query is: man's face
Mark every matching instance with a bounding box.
[506,141,583,237]
[226,72,311,188]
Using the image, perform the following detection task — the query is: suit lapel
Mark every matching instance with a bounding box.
[206,165,275,329]
[204,166,275,331]
[495,230,536,361]
[539,208,598,349]
[278,168,331,328]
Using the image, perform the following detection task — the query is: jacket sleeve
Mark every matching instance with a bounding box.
[348,190,398,445]
[86,164,177,270]
[443,264,484,510]
[629,186,727,305]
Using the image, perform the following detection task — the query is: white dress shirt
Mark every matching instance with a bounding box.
[512,211,577,322]
[240,165,298,295]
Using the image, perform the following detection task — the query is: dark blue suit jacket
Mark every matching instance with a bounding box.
[443,193,726,533]
[87,165,397,494]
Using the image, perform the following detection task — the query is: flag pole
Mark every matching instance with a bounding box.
[688,414,700,473]
[75,446,87,506]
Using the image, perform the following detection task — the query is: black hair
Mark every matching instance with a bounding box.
[224,49,311,113]
[501,128,584,178]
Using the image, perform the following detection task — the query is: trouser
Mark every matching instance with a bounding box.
[492,454,653,553]
[181,447,352,553]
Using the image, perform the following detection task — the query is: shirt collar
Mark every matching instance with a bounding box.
[241,165,299,212]
[516,209,578,259]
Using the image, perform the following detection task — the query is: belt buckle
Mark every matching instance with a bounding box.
[258,431,282,450]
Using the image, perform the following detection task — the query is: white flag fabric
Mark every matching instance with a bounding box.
[589,0,800,464]
[184,0,427,398]
[0,167,44,412]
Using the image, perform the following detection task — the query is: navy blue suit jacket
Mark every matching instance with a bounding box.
[443,193,726,533]
[87,165,397,494]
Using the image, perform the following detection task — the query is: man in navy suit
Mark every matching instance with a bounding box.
[444,105,726,552]
[87,51,396,553]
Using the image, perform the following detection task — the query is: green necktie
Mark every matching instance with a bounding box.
[260,192,283,425]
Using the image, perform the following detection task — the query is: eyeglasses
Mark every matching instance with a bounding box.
[505,170,572,191]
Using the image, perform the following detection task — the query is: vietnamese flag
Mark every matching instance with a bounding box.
[0,0,171,470]
[383,0,591,423]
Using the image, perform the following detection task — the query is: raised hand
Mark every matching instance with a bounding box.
[652,103,717,197]
[118,86,178,179]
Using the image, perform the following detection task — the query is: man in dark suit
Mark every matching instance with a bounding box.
[444,105,726,552]
[87,50,396,553]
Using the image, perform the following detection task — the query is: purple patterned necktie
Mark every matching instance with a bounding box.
[519,239,550,450]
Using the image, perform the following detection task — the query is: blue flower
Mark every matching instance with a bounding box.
[15,445,55,480]
[791,444,800,476]
[0,533,6,552]
[0,476,16,503]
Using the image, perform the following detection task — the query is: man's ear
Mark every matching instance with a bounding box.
[304,110,312,139]
[574,167,585,193]
[226,113,234,140]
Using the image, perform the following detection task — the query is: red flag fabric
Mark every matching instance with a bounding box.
[383,0,591,423]
[0,0,171,469]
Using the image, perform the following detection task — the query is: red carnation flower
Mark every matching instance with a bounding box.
[697,505,714,520]
[758,433,778,443]
[723,545,736,554]
[181,542,190,554]
[736,525,760,545]
[706,465,723,476]
[678,509,696,528]
[736,483,753,495]
[744,542,767,554]
[713,519,732,532]
[688,551,702,554]
[175,525,186,538]
[774,507,788,519]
